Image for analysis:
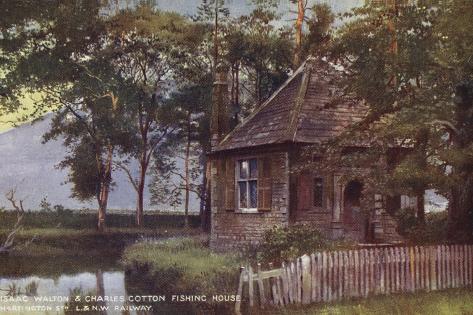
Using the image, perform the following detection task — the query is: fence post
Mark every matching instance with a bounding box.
[347,250,353,298]
[297,258,303,303]
[235,266,246,315]
[248,266,254,307]
[328,252,333,301]
[359,249,365,298]
[322,251,328,301]
[276,274,284,306]
[382,247,391,294]
[310,254,316,302]
[316,252,323,302]
[257,263,265,307]
[460,245,465,287]
[291,261,296,303]
[373,248,379,294]
[281,262,289,305]
[468,245,473,286]
[420,245,425,290]
[394,247,400,293]
[301,254,311,304]
[399,247,405,292]
[424,246,430,291]
[286,262,293,304]
[369,248,375,295]
[452,245,456,288]
[437,246,442,290]
[354,249,360,298]
[336,251,342,300]
[389,247,397,292]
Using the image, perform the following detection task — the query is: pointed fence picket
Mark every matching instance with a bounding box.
[235,244,473,314]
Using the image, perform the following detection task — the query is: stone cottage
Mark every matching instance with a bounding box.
[209,58,415,250]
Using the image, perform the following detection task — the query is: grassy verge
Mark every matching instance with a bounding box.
[122,238,241,295]
[0,210,201,229]
[261,289,473,315]
[0,227,201,277]
[0,227,201,257]
[122,238,242,313]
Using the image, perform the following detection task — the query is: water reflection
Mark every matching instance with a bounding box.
[0,271,132,314]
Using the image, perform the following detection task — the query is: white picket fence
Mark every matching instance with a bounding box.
[236,244,473,313]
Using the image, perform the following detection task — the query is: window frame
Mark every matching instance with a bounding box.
[312,177,324,208]
[236,157,258,213]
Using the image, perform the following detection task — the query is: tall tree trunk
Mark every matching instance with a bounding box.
[448,176,473,241]
[200,157,210,232]
[213,0,219,71]
[415,128,428,224]
[256,71,261,105]
[136,113,150,227]
[184,112,192,228]
[97,145,113,232]
[294,0,305,68]
[136,159,146,227]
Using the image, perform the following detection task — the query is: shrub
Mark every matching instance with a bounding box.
[258,224,330,264]
[39,197,53,212]
[395,207,448,244]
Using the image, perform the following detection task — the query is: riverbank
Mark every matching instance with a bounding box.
[122,238,242,314]
[0,227,201,257]
[0,226,201,279]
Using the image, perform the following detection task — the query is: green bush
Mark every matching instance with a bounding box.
[395,208,448,244]
[258,224,331,264]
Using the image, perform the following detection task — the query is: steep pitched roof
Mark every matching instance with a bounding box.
[214,58,368,152]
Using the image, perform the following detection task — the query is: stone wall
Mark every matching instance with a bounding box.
[210,212,288,250]
[291,211,333,235]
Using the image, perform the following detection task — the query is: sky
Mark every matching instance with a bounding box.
[0,0,364,132]
[150,0,363,18]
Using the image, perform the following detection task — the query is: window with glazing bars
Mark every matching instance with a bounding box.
[237,159,258,210]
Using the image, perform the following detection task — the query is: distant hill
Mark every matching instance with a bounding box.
[0,114,200,212]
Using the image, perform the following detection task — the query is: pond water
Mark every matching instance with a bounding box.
[0,255,148,315]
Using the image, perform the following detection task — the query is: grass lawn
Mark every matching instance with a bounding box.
[0,226,201,257]
[263,289,473,315]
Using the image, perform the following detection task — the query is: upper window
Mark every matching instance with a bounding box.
[237,158,258,211]
[313,177,324,207]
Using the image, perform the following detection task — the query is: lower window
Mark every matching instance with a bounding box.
[237,158,258,211]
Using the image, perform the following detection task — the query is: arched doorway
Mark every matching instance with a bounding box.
[343,180,367,241]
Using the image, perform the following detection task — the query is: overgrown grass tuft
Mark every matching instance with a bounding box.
[122,238,242,298]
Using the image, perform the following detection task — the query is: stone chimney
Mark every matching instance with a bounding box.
[210,69,231,149]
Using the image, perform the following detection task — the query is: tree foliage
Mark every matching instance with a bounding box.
[328,1,473,240]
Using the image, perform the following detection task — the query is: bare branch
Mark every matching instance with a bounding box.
[115,162,139,192]
[1,189,26,254]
